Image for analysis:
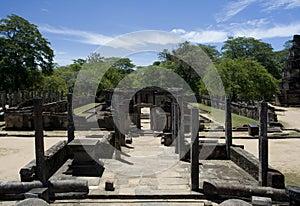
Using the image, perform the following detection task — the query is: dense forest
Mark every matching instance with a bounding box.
[0,14,291,103]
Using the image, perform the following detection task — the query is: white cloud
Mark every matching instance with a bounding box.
[215,0,258,23]
[40,25,183,51]
[233,22,300,39]
[170,22,300,44]
[181,30,228,43]
[263,0,300,11]
[41,8,49,12]
[98,31,185,57]
[216,0,300,23]
[39,25,113,45]
[171,29,186,35]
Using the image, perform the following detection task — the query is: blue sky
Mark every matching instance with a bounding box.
[1,0,300,66]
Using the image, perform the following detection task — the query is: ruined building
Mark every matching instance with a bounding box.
[277,34,300,106]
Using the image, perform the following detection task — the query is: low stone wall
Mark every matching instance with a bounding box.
[4,101,68,130]
[183,143,243,160]
[196,95,277,122]
[230,146,285,189]
[20,141,69,182]
[4,112,67,130]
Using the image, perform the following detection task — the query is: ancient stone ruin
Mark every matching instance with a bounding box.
[0,87,298,205]
[277,34,300,106]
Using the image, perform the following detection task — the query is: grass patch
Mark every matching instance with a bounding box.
[288,131,300,136]
[284,172,300,187]
[74,103,101,117]
[195,103,258,128]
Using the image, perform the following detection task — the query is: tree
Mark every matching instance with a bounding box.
[43,75,67,94]
[112,58,135,73]
[158,41,213,93]
[198,44,221,62]
[221,37,282,79]
[211,58,279,102]
[0,14,54,90]
[87,52,103,63]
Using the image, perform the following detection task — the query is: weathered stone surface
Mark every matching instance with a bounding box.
[219,199,251,206]
[277,35,300,106]
[230,146,285,188]
[20,141,69,182]
[25,187,49,202]
[4,100,68,130]
[105,181,115,191]
[15,198,49,206]
[68,139,105,176]
[251,196,272,206]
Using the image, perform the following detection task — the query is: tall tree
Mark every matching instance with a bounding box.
[209,58,279,102]
[86,52,103,63]
[221,37,282,79]
[158,41,212,93]
[198,44,221,62]
[0,14,54,90]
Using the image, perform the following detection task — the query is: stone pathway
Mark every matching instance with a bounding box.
[91,135,195,196]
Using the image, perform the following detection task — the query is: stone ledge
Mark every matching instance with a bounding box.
[230,146,285,189]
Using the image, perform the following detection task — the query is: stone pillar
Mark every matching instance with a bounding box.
[17,89,21,104]
[42,90,46,103]
[1,92,6,111]
[48,90,51,103]
[33,98,47,183]
[21,90,25,103]
[136,106,141,129]
[191,107,199,191]
[37,90,41,98]
[8,91,12,107]
[25,89,29,100]
[119,103,126,146]
[113,109,121,160]
[225,98,232,159]
[178,95,185,160]
[67,93,75,143]
[61,91,64,100]
[172,102,179,154]
[259,101,268,186]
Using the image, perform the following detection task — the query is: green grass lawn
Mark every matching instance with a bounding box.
[74,103,101,117]
[195,103,258,128]
[284,172,300,187]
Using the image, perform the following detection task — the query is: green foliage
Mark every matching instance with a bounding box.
[42,75,67,94]
[155,37,283,103]
[221,37,282,79]
[111,57,135,73]
[47,58,86,93]
[198,44,221,62]
[214,58,279,102]
[87,52,103,63]
[158,41,213,94]
[0,14,54,90]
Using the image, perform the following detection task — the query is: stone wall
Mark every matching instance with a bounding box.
[230,146,285,189]
[196,95,277,122]
[0,89,65,108]
[20,141,69,182]
[4,101,68,130]
[277,34,300,106]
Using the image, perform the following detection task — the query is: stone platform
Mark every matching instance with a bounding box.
[49,133,258,201]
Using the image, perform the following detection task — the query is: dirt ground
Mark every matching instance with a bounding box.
[0,136,65,181]
[233,138,300,171]
[274,105,300,129]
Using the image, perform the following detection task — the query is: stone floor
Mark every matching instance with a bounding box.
[49,131,258,203]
